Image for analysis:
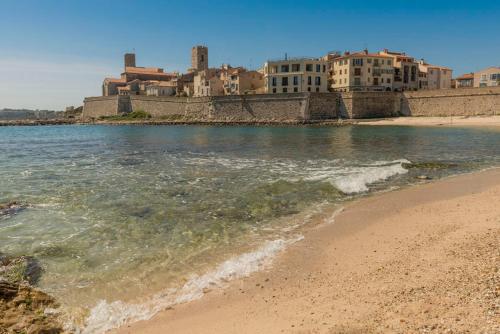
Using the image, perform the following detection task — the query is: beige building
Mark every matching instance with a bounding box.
[220,65,265,95]
[454,73,474,88]
[474,67,500,87]
[103,53,178,96]
[263,57,328,94]
[146,81,177,96]
[379,49,419,91]
[193,69,224,97]
[329,50,394,92]
[418,60,453,90]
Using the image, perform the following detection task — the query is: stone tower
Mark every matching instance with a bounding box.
[191,46,208,71]
[124,53,136,69]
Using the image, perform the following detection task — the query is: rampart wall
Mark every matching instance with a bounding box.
[82,87,500,121]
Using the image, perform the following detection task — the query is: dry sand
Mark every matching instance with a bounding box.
[113,168,500,334]
[356,115,500,128]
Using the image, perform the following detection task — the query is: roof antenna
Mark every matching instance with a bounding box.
[285,52,288,61]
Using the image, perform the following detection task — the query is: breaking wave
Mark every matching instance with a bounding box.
[80,236,303,334]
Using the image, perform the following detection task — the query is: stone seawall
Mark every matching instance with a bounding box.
[339,92,399,119]
[401,87,500,116]
[83,88,500,121]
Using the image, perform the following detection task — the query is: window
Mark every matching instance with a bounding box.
[306,64,313,71]
[316,87,319,92]
[281,65,289,72]
[374,59,379,66]
[354,77,361,85]
[354,68,361,76]
[201,55,204,62]
[283,87,288,93]
[344,69,347,74]
[368,68,371,73]
[315,76,321,85]
[381,60,385,65]
[323,65,326,72]
[282,77,289,86]
[387,60,392,66]
[307,87,311,92]
[308,76,312,85]
[293,76,299,85]
[353,58,363,66]
[387,78,391,84]
[411,66,417,82]
[316,64,321,72]
[292,64,300,72]
[381,78,384,83]
[272,88,277,93]
[272,77,277,87]
[294,87,298,92]
[367,58,372,64]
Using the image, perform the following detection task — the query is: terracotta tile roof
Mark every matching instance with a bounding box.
[336,51,392,60]
[456,73,474,80]
[125,66,164,74]
[104,77,126,83]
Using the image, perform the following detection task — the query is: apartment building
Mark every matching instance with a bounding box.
[263,57,328,94]
[220,66,265,95]
[379,49,419,91]
[193,69,224,97]
[454,73,474,88]
[474,67,500,87]
[418,60,453,90]
[329,50,394,92]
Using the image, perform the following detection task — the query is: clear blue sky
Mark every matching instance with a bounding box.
[1,0,499,110]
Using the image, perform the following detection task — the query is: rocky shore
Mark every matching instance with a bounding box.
[1,202,65,334]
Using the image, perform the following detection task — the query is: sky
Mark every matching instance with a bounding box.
[0,0,499,110]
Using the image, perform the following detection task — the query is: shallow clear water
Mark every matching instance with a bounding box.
[1,124,499,331]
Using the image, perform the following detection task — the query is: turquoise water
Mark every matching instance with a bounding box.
[1,125,499,332]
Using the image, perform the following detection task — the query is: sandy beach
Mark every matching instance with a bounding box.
[357,115,500,128]
[113,167,500,334]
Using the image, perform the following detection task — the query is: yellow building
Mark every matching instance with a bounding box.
[418,60,453,90]
[474,67,500,87]
[263,57,328,94]
[329,50,394,92]
[379,49,419,91]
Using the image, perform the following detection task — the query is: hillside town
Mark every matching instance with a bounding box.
[101,46,499,99]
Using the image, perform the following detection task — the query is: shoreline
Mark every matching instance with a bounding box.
[356,115,500,128]
[2,115,500,127]
[112,167,500,333]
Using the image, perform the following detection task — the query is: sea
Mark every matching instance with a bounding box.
[1,124,499,333]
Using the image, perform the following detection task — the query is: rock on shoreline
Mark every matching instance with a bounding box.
[0,254,65,333]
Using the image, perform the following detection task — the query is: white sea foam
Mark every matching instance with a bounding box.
[333,159,410,194]
[300,159,410,194]
[80,236,303,334]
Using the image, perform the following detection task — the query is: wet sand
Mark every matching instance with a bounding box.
[113,168,500,334]
[357,115,500,128]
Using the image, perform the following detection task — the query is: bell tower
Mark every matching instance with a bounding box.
[191,46,208,72]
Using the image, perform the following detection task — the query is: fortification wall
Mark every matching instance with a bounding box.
[307,93,339,119]
[82,96,125,119]
[209,94,308,122]
[339,92,399,119]
[129,96,188,118]
[401,87,500,116]
[82,88,500,121]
